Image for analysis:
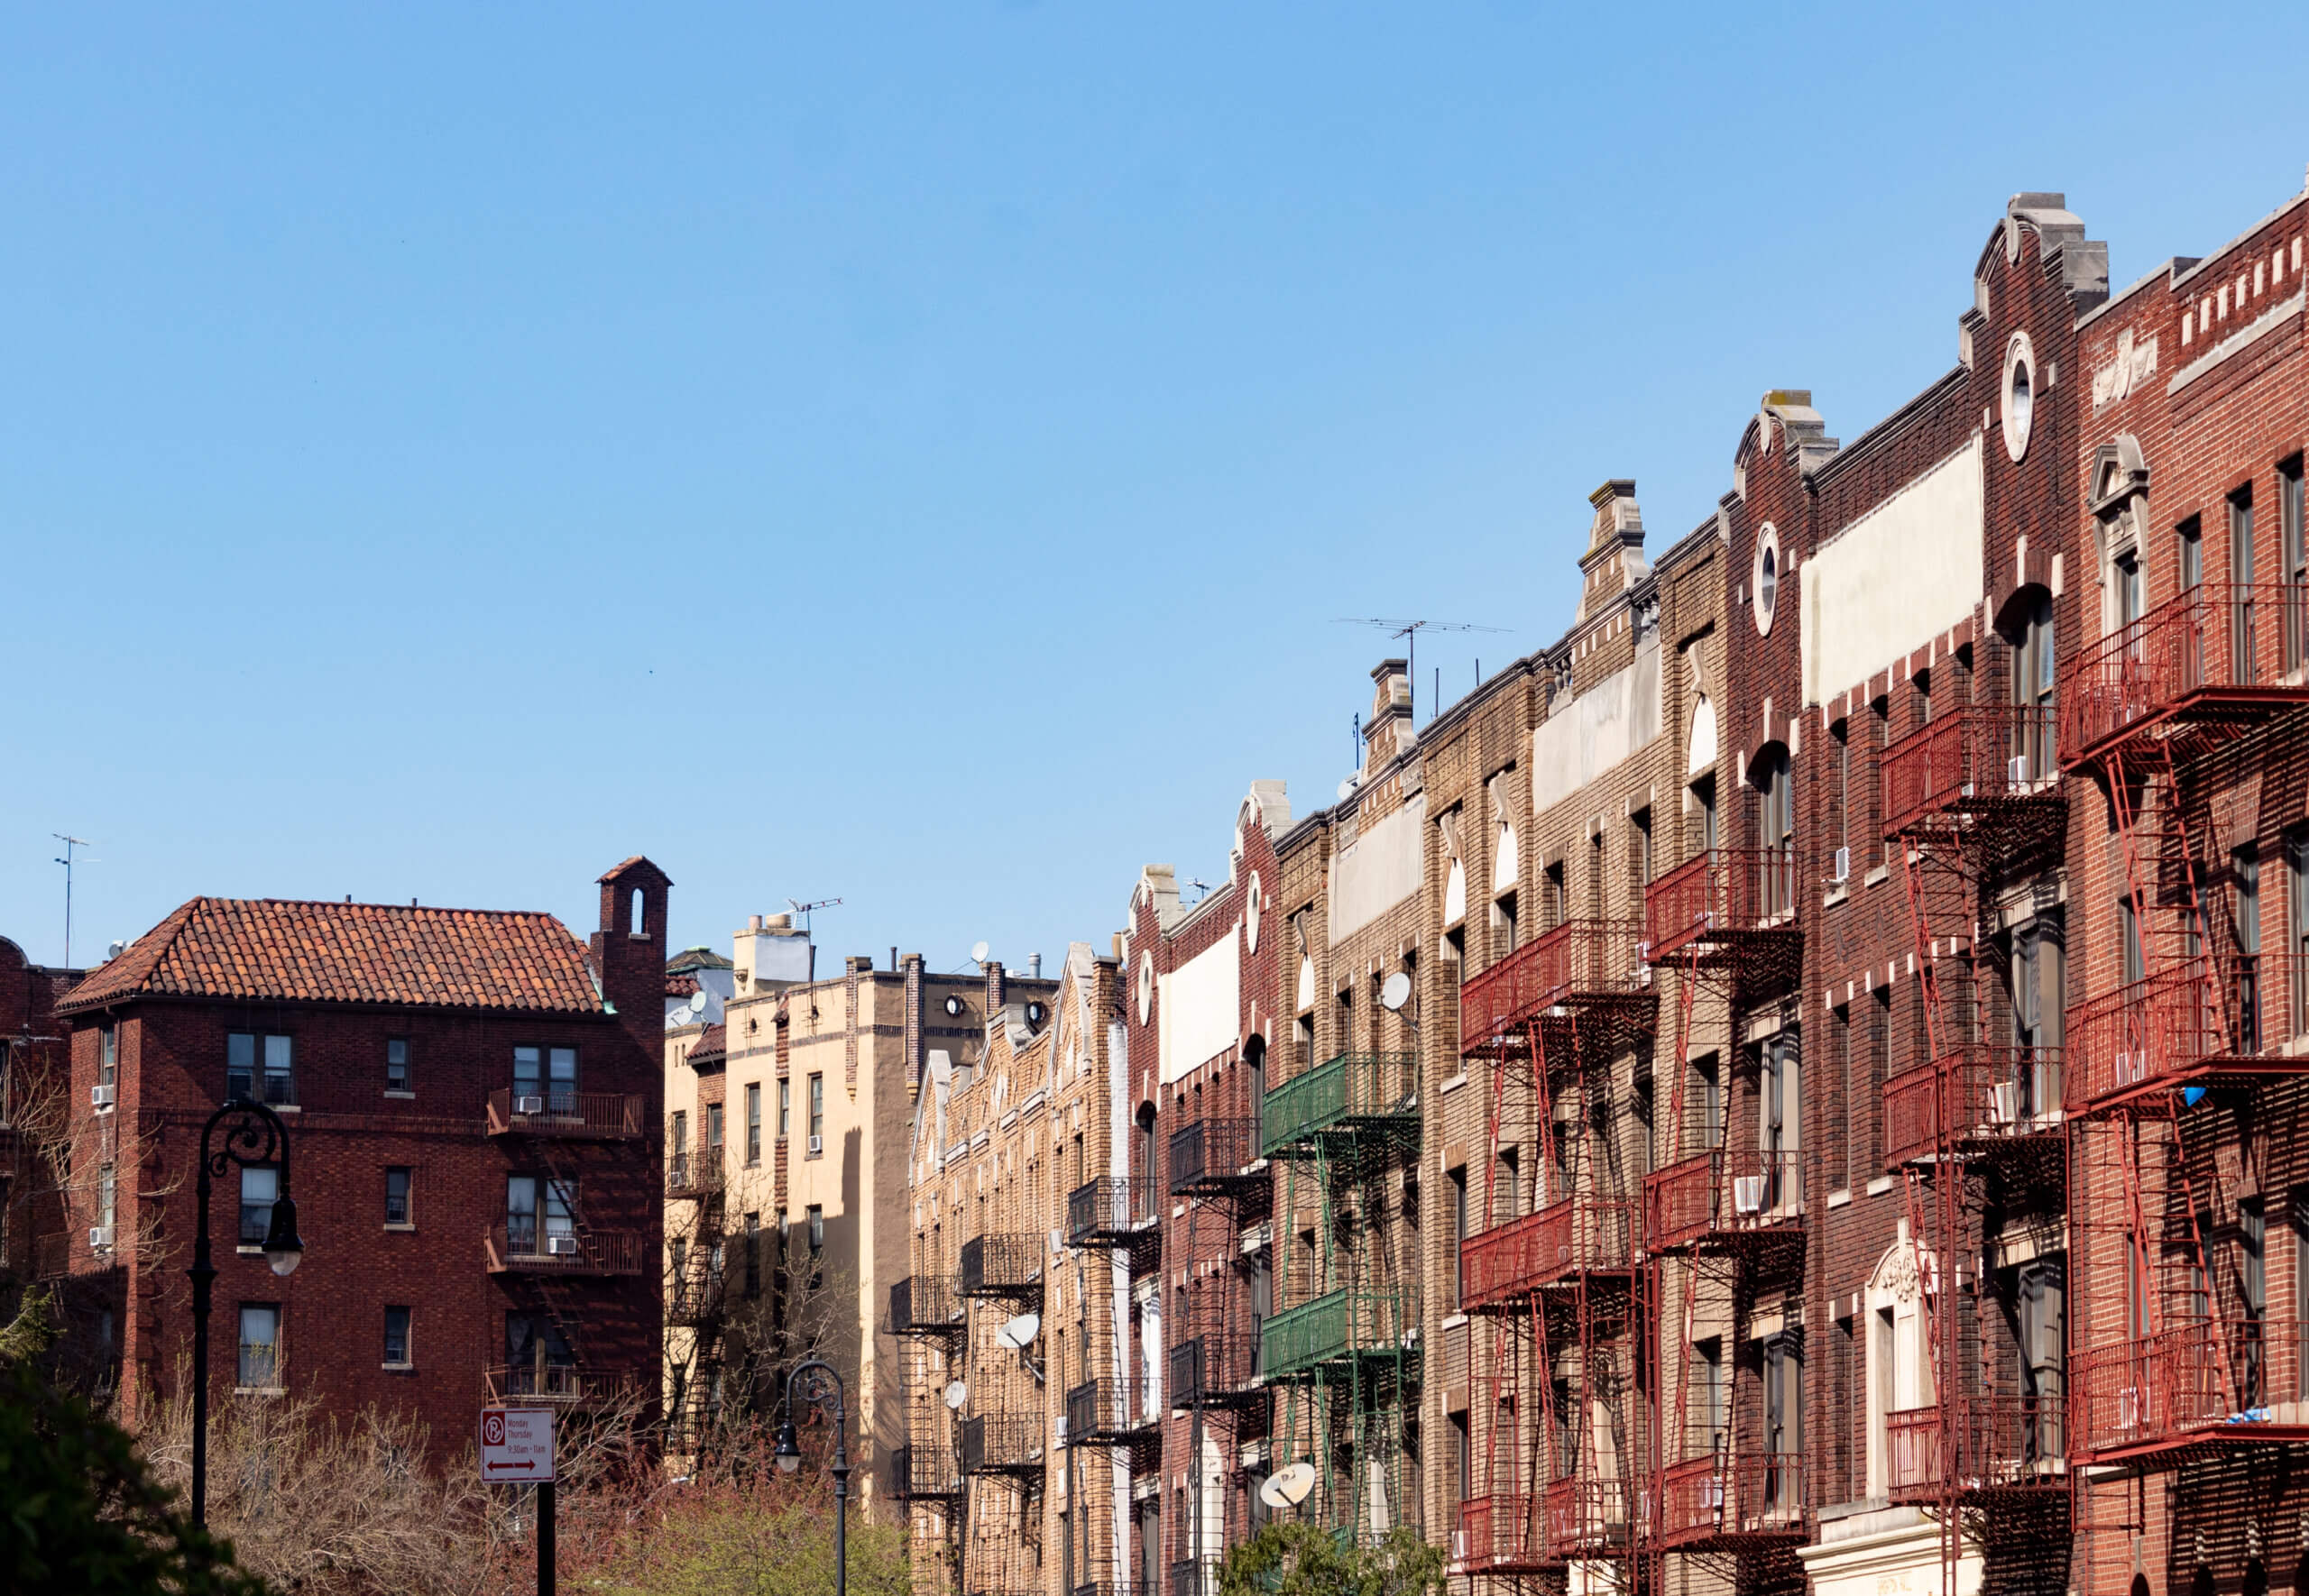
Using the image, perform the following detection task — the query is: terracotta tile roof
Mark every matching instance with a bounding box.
[59,898,604,1015]
[686,1023,727,1066]
[666,972,702,998]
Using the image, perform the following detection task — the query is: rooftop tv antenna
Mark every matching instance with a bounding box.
[53,834,93,968]
[787,896,843,984]
[1335,618,1510,722]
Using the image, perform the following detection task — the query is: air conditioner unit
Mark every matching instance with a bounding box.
[1989,1080,2020,1125]
[516,1095,546,1114]
[90,1083,115,1108]
[2118,1386,2142,1430]
[546,1234,581,1256]
[1733,1174,1768,1215]
[2114,1050,2145,1087]
[1832,847,1850,883]
[808,1134,823,1155]
[2009,755,2030,787]
[88,1225,115,1251]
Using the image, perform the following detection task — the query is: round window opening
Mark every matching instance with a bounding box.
[2002,334,2036,463]
[1752,524,1781,636]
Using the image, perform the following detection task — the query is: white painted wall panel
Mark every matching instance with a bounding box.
[1329,794,1426,943]
[1156,930,1239,1084]
[1531,640,1661,813]
[1801,437,1983,706]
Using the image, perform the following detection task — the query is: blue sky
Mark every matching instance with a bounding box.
[5,5,2305,973]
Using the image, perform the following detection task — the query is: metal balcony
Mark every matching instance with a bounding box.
[2059,581,2309,767]
[484,1224,649,1275]
[1066,1376,1158,1444]
[2067,955,2309,1113]
[1259,1288,1412,1380]
[1882,1045,2066,1169]
[889,1444,962,1500]
[1643,849,1802,973]
[1459,1196,1640,1312]
[1642,1150,1804,1258]
[2071,1319,2309,1466]
[1168,1117,1263,1196]
[1650,1453,1808,1549]
[483,1363,636,1408]
[666,1151,725,1198]
[1881,703,2065,848]
[1168,1559,1219,1596]
[1884,1399,2067,1502]
[1459,920,1653,1057]
[1259,1052,1419,1161]
[1543,1477,1633,1559]
[959,1233,1043,1298]
[888,1273,964,1336]
[960,1413,1044,1475]
[1168,1332,1264,1408]
[1457,1494,1548,1573]
[485,1088,645,1140]
[667,1273,724,1325]
[1067,1176,1160,1249]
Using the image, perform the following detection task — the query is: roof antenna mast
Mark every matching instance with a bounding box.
[786,897,844,984]
[53,834,92,968]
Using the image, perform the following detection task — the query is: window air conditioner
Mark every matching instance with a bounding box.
[1733,1174,1767,1215]
[1989,1080,2019,1125]
[90,1083,115,1108]
[2118,1386,2142,1430]
[547,1234,581,1256]
[1832,847,1850,883]
[2114,1050,2144,1087]
[808,1134,823,1155]
[88,1225,115,1251]
[516,1095,546,1114]
[2009,755,2030,787]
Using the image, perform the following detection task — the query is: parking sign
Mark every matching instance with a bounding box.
[479,1407,556,1482]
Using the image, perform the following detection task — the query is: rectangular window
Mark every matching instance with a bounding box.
[706,1102,724,1153]
[670,1109,687,1154]
[238,1304,281,1388]
[744,1212,760,1297]
[2236,845,2263,1052]
[745,1082,762,1165]
[1834,722,1851,871]
[383,1306,411,1367]
[2176,515,2203,591]
[511,1045,578,1108]
[2018,1259,2065,1463]
[1690,1051,1723,1157]
[2282,457,2306,673]
[384,1167,410,1225]
[98,1023,118,1087]
[227,1032,295,1105]
[1835,1004,1855,1189]
[240,1166,279,1247]
[1633,807,1653,889]
[1449,1165,1467,1309]
[1542,861,1565,931]
[1695,1336,1725,1446]
[384,1038,409,1093]
[2292,830,2309,1038]
[777,1078,790,1138]
[98,1160,116,1231]
[807,1204,824,1252]
[1764,1335,1803,1509]
[808,1074,824,1151]
[2234,485,2259,682]
[2120,895,2145,986]
[1452,1410,1472,1506]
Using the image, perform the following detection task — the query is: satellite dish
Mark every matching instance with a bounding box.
[928,1050,953,1087]
[1380,972,1412,1013]
[943,1381,968,1411]
[971,941,990,966]
[1337,778,1357,801]
[1265,1463,1315,1507]
[998,1313,1041,1351]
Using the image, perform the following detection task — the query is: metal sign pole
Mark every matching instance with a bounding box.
[538,1480,555,1596]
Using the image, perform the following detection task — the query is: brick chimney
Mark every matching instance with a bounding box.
[1365,657,1412,771]
[593,857,671,1059]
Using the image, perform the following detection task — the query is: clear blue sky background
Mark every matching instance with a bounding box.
[5,5,2305,974]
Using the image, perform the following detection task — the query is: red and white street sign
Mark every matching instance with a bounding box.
[479,1407,556,1482]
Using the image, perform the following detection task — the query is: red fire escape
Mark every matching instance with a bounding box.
[1879,699,2071,1594]
[1638,848,1808,1591]
[2059,580,2309,1523]
[1455,917,1654,1591]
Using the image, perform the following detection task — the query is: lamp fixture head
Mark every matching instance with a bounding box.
[262,1195,305,1277]
[774,1419,803,1473]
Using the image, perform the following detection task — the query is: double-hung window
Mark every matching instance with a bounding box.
[807,1073,824,1153]
[227,1033,295,1105]
[240,1167,279,1247]
[385,1038,410,1093]
[238,1305,281,1389]
[512,1045,577,1112]
[745,1082,762,1165]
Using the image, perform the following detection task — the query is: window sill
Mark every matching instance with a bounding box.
[1438,1073,1469,1096]
[1440,1312,1469,1331]
[1821,884,1849,910]
[235,1245,266,1256]
[383,1222,416,1233]
[1826,1188,1853,1208]
[382,1362,414,1373]
[1864,1174,1895,1197]
[234,1386,285,1399]
[1863,865,1890,887]
[383,1089,415,1100]
[745,1160,761,1170]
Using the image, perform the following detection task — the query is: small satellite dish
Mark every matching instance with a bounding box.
[998,1313,1041,1351]
[1337,778,1357,802]
[928,1050,953,1087]
[1380,972,1412,1013]
[971,941,990,966]
[943,1381,968,1411]
[1265,1463,1315,1507]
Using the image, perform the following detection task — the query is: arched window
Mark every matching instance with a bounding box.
[1753,744,1793,917]
[630,887,647,936]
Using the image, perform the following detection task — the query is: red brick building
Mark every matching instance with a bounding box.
[49,857,668,1455]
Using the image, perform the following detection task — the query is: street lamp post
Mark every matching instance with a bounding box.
[187,1097,305,1527]
[773,1357,851,1596]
